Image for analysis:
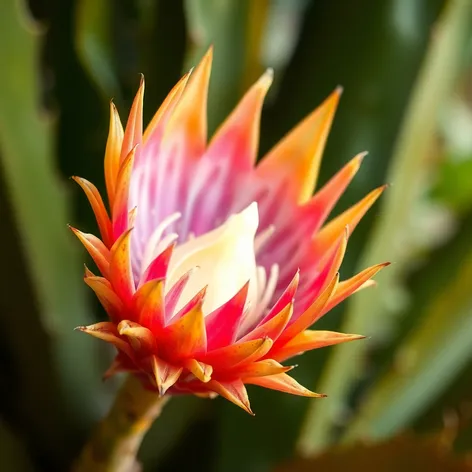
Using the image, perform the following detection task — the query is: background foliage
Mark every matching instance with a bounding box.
[1,0,472,471]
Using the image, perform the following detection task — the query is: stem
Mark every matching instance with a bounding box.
[72,375,169,472]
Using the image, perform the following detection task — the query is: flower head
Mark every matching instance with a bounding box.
[72,49,388,414]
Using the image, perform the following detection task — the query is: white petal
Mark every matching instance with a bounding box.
[167,203,259,316]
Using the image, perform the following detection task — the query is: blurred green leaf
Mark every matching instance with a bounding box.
[342,233,472,442]
[434,156,472,212]
[136,0,187,125]
[184,0,269,132]
[0,0,108,429]
[75,0,120,98]
[276,429,472,472]
[0,165,71,466]
[433,91,472,212]
[382,209,472,429]
[0,421,36,472]
[297,0,472,455]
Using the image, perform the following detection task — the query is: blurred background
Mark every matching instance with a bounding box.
[1,0,472,470]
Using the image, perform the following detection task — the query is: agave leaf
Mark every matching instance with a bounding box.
[75,0,120,98]
[297,0,472,455]
[0,0,108,428]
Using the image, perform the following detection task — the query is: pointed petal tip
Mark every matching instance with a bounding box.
[347,333,367,341]
[352,151,368,167]
[356,335,367,341]
[258,68,274,88]
[133,74,145,96]
[197,46,213,71]
[303,387,328,399]
[316,184,387,247]
[235,399,255,416]
[265,67,274,79]
[367,184,388,204]
[335,153,367,183]
[83,264,95,278]
[328,86,343,105]
[116,320,130,336]
[205,44,214,56]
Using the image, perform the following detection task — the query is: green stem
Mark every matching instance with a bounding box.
[72,375,169,472]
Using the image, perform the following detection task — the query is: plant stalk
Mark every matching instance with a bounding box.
[72,375,169,472]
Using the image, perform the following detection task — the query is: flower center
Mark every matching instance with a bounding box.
[139,203,279,327]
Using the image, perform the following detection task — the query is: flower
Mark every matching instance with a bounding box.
[71,49,388,414]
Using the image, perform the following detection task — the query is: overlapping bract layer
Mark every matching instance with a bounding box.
[71,49,388,413]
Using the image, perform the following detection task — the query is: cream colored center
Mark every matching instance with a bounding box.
[166,203,259,316]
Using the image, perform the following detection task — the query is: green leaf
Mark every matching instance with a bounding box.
[75,0,120,98]
[434,156,472,212]
[297,0,472,455]
[0,0,109,428]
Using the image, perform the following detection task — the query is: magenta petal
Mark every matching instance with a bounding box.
[205,282,249,350]
[165,268,195,322]
[170,286,207,323]
[140,243,175,285]
[258,271,299,326]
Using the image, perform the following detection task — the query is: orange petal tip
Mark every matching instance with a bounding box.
[346,334,367,341]
[261,67,274,84]
[353,151,368,165]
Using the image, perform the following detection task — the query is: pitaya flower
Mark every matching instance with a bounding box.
[72,49,388,414]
